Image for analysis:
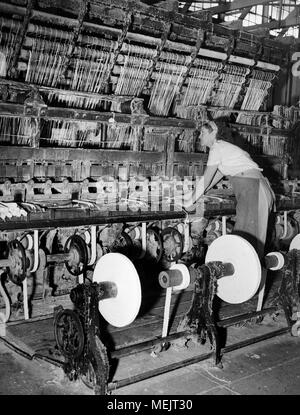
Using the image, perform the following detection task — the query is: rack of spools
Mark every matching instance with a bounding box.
[50,226,300,395]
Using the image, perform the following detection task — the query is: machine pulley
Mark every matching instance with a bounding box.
[158,234,285,304]
[145,227,163,262]
[54,308,85,359]
[92,253,142,327]
[0,234,90,286]
[289,234,300,251]
[53,283,110,395]
[7,240,27,285]
[161,227,184,262]
[63,235,88,276]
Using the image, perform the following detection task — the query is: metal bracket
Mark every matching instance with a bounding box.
[175,28,206,105]
[130,98,148,128]
[208,34,237,106]
[100,10,133,92]
[0,84,9,102]
[23,88,47,117]
[141,21,172,95]
[237,39,265,108]
[129,98,148,150]
[59,0,90,82]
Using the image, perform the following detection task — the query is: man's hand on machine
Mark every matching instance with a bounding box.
[182,193,205,212]
[182,191,195,210]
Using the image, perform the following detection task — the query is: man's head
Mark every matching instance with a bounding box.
[199,121,218,148]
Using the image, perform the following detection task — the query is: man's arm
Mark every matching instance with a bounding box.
[205,169,224,192]
[183,164,218,208]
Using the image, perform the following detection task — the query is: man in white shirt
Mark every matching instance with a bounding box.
[183,120,275,259]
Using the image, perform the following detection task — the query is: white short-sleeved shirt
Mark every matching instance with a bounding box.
[206,140,262,176]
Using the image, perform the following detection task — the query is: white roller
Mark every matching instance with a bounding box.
[266,251,285,271]
[169,263,190,291]
[205,235,261,304]
[289,234,300,251]
[93,253,141,328]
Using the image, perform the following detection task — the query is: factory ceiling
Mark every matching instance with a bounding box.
[141,0,300,40]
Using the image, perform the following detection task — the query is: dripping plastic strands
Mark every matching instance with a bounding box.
[25,26,72,86]
[0,17,21,72]
[236,70,275,124]
[115,44,153,96]
[174,59,221,118]
[148,53,189,116]
[0,117,33,145]
[210,65,249,118]
[0,52,6,76]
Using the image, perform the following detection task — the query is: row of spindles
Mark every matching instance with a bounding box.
[242,132,286,157]
[0,116,33,145]
[41,120,135,149]
[0,17,278,118]
[0,17,284,156]
[210,65,250,119]
[272,105,300,129]
[236,70,274,124]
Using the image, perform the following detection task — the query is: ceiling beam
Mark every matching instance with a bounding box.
[219,6,252,29]
[181,0,193,13]
[191,0,278,15]
[244,5,300,32]
[239,6,252,20]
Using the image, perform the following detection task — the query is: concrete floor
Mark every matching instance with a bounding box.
[1,323,300,396]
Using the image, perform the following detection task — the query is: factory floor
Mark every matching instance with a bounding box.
[0,314,300,397]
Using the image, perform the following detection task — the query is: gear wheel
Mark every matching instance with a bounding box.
[7,240,27,285]
[54,308,85,359]
[64,235,88,276]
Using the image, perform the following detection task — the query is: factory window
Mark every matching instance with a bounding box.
[179,1,299,39]
[178,1,220,12]
[242,6,263,26]
[270,26,300,38]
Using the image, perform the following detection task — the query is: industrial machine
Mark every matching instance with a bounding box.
[0,0,300,395]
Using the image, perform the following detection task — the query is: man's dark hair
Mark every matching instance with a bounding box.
[201,121,214,133]
[201,118,233,142]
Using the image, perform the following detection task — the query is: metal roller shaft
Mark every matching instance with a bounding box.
[158,251,283,290]
[218,262,235,277]
[98,281,118,300]
[264,255,277,269]
[159,269,183,288]
[0,259,13,268]
[263,252,284,270]
[46,253,71,263]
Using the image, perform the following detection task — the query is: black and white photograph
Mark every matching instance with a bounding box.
[0,0,300,401]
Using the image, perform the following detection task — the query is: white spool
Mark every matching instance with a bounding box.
[169,263,190,291]
[205,235,261,304]
[92,253,141,328]
[266,251,285,271]
[289,234,300,251]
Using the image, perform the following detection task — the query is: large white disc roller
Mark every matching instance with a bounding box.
[205,235,262,304]
[93,253,141,327]
[289,234,300,251]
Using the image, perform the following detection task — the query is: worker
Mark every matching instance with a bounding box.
[183,120,276,259]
